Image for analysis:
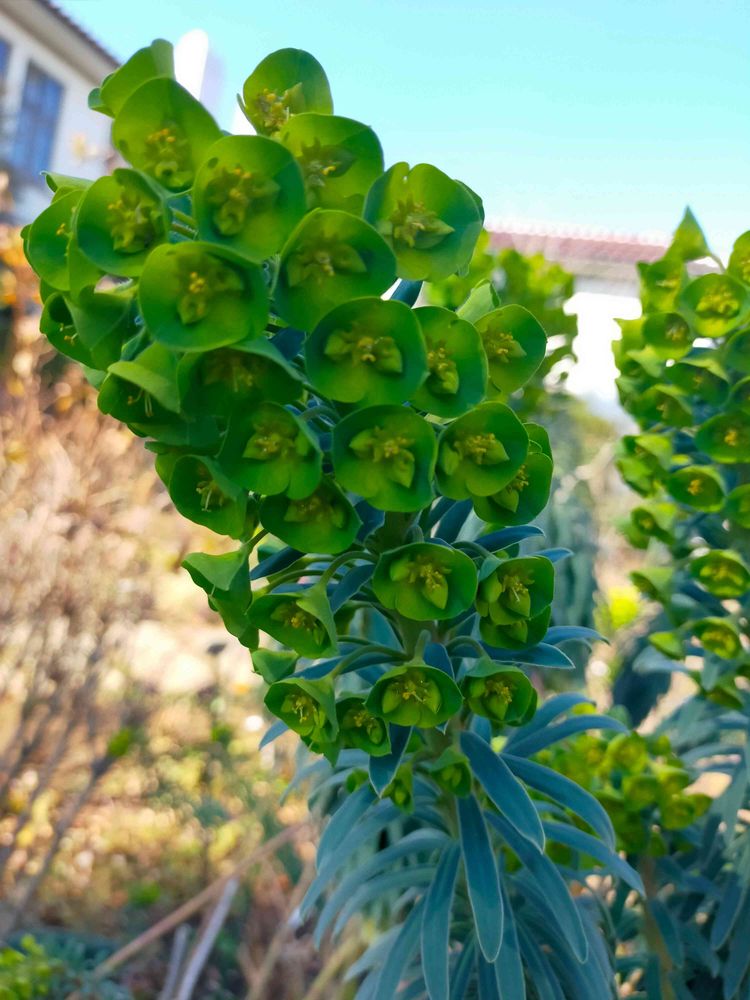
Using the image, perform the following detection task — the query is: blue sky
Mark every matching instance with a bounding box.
[60,0,749,251]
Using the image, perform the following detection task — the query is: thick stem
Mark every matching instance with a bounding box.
[639,856,677,1000]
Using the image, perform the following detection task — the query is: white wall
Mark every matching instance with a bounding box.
[0,6,114,224]
[565,289,641,417]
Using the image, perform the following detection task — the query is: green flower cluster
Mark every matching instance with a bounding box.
[614,210,750,706]
[537,720,710,855]
[22,39,563,770]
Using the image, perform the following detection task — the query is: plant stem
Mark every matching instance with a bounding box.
[172,209,197,227]
[639,856,678,1000]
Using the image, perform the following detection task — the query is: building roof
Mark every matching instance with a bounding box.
[487,221,672,290]
[0,0,118,79]
[488,221,670,265]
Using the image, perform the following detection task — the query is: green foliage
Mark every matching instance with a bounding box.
[615,211,750,705]
[0,937,129,1000]
[614,210,750,998]
[24,39,637,999]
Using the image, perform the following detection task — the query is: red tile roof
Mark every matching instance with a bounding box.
[488,223,670,265]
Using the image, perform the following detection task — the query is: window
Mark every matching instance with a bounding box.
[12,62,63,182]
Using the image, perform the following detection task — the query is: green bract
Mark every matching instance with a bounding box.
[372,542,477,621]
[410,306,488,417]
[139,241,269,351]
[95,39,174,117]
[219,402,322,498]
[336,696,391,755]
[364,162,483,280]
[305,296,427,406]
[249,585,337,657]
[240,48,333,136]
[366,663,463,727]
[68,287,137,369]
[637,384,692,428]
[641,312,694,359]
[259,477,361,554]
[474,305,547,394]
[383,764,414,813]
[678,272,750,339]
[193,135,307,261]
[628,502,677,545]
[182,546,256,648]
[668,355,728,406]
[666,465,725,512]
[265,676,337,742]
[729,375,750,413]
[461,659,536,726]
[178,338,302,418]
[472,448,553,526]
[726,484,750,528]
[425,748,472,797]
[693,618,742,660]
[637,256,685,312]
[251,648,298,684]
[690,550,750,599]
[477,555,555,648]
[157,453,253,539]
[74,168,168,276]
[332,405,436,511]
[725,327,750,374]
[113,78,221,192]
[25,189,84,291]
[279,113,384,213]
[694,411,750,463]
[437,402,528,499]
[276,209,396,329]
[98,342,220,448]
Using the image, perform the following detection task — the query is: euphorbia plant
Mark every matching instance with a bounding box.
[24,40,640,997]
[613,211,750,999]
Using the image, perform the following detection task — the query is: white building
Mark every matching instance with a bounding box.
[0,0,117,224]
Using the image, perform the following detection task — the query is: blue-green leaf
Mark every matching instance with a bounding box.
[542,821,643,893]
[302,800,401,918]
[334,865,434,940]
[373,899,425,1000]
[543,625,605,646]
[517,925,565,1000]
[461,732,544,851]
[489,813,588,963]
[315,828,447,945]
[370,725,412,794]
[710,875,745,949]
[450,938,476,1000]
[458,795,503,962]
[478,954,501,1000]
[319,783,376,860]
[496,881,526,999]
[422,844,460,1000]
[477,525,544,550]
[507,714,626,757]
[259,719,288,749]
[503,754,614,849]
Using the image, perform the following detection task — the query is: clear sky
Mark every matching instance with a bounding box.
[59,0,748,252]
